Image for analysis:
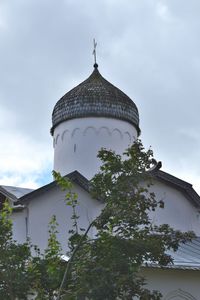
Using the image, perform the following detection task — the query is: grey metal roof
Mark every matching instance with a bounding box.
[170,237,200,269]
[51,66,140,135]
[0,185,34,202]
[148,238,200,270]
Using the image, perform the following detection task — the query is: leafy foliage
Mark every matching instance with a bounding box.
[0,203,65,300]
[0,140,195,299]
[0,201,34,300]
[57,140,195,299]
[33,215,65,300]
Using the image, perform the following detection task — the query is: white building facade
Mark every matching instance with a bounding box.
[1,64,200,299]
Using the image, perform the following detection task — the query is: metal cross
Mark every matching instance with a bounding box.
[92,38,97,65]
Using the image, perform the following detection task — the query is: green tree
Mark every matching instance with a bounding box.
[0,202,65,299]
[0,140,195,299]
[0,201,34,300]
[56,140,195,300]
[33,215,65,300]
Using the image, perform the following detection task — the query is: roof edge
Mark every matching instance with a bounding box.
[152,170,200,208]
[18,170,90,204]
[18,169,200,208]
[50,115,141,136]
[0,186,18,202]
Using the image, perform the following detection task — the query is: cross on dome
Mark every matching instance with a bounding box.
[92,38,98,69]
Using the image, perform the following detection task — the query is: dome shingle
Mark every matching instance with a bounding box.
[51,67,140,135]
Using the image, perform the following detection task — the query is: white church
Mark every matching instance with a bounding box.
[1,62,200,299]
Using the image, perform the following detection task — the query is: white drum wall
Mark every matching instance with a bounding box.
[53,117,138,179]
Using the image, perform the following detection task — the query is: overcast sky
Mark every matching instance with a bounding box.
[0,0,200,193]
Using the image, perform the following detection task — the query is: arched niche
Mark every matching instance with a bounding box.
[83,126,97,136]
[164,289,197,300]
[98,126,111,136]
[61,129,70,141]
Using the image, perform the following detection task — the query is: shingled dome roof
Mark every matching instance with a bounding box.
[51,65,140,135]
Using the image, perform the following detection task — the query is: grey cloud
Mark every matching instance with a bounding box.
[0,0,200,190]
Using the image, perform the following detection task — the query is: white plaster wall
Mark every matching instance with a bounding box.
[12,178,200,250]
[142,268,200,299]
[11,178,200,298]
[53,117,138,179]
[149,180,200,235]
[12,178,200,251]
[26,183,103,252]
[12,210,27,244]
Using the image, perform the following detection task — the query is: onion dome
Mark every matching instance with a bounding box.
[51,65,140,135]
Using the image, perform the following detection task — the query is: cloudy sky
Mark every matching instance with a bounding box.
[0,0,200,193]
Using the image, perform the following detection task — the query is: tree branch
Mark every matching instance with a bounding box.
[57,220,95,300]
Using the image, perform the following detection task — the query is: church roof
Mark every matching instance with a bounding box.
[16,170,200,271]
[169,237,200,270]
[0,185,34,202]
[148,237,200,270]
[155,170,200,208]
[18,171,90,203]
[51,65,140,135]
[18,170,200,209]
